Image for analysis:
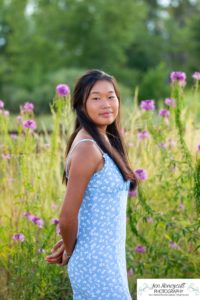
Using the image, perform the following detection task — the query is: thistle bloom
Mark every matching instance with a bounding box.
[0,100,4,109]
[28,215,44,228]
[51,203,58,210]
[170,71,186,86]
[56,84,70,96]
[3,110,9,116]
[2,153,11,160]
[146,216,153,223]
[169,241,179,250]
[24,212,44,228]
[168,138,176,148]
[51,218,59,225]
[16,115,23,124]
[10,133,18,140]
[23,211,31,217]
[21,102,34,113]
[135,169,148,181]
[128,190,137,197]
[135,245,146,253]
[140,100,155,111]
[12,233,25,242]
[192,72,200,80]
[159,109,170,118]
[23,119,37,130]
[137,130,150,140]
[159,142,167,149]
[127,268,134,277]
[164,98,176,107]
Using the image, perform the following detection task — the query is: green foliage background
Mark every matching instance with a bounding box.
[0,0,200,114]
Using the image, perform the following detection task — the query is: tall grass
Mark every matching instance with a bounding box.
[0,78,200,299]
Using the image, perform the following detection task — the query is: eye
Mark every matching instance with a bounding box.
[109,96,115,99]
[92,97,100,100]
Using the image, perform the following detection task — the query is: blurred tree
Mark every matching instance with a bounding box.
[187,13,200,73]
[0,0,200,113]
[161,0,198,70]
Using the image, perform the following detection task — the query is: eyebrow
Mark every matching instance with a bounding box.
[90,91,114,94]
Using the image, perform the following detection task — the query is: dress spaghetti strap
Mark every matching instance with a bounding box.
[65,138,104,178]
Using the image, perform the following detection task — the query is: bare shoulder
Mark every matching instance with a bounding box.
[68,138,103,177]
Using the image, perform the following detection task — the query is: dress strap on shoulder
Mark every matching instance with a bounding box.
[65,138,104,178]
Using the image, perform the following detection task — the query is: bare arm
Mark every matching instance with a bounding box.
[59,142,103,256]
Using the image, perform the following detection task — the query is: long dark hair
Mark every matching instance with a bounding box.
[62,69,138,191]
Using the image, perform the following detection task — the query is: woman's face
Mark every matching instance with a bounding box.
[84,80,119,131]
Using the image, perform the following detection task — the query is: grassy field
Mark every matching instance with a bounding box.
[0,80,200,299]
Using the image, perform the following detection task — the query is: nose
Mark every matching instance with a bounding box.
[101,98,111,108]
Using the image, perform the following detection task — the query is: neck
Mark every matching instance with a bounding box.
[97,126,107,136]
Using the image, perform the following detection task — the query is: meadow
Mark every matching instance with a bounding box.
[0,72,200,300]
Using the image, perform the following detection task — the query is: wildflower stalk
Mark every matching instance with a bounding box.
[171,83,193,168]
[127,197,148,245]
[193,157,200,215]
[49,95,66,167]
[194,78,199,96]
[137,185,154,215]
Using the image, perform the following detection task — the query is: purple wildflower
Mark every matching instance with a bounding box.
[135,245,146,253]
[51,218,59,225]
[51,203,58,210]
[2,153,11,160]
[164,98,176,107]
[128,190,137,197]
[12,233,25,242]
[168,138,176,148]
[170,71,186,86]
[146,217,153,223]
[159,142,167,149]
[32,217,44,228]
[16,115,23,124]
[27,214,44,228]
[10,133,18,140]
[23,211,31,217]
[135,169,148,181]
[21,102,34,113]
[23,119,37,130]
[140,100,155,111]
[0,100,4,109]
[192,72,200,80]
[56,84,70,96]
[3,110,9,116]
[137,130,150,140]
[169,241,179,250]
[159,109,170,118]
[127,268,134,277]
[197,144,200,151]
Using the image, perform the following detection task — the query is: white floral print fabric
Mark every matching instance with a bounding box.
[65,139,132,300]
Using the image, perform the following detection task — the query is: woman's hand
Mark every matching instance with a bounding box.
[58,250,71,266]
[45,239,64,265]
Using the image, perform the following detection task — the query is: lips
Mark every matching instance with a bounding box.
[100,112,112,115]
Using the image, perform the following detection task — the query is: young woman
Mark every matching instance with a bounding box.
[45,69,138,299]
